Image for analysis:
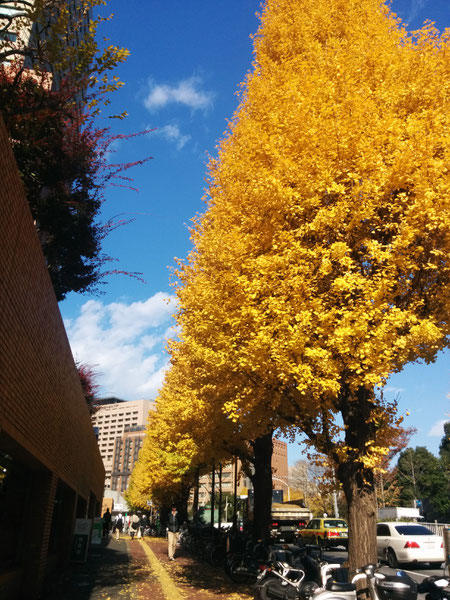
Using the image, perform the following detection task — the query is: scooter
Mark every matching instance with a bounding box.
[255,560,362,600]
[417,576,450,600]
[255,562,417,600]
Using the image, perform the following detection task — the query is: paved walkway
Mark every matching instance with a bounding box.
[44,535,253,600]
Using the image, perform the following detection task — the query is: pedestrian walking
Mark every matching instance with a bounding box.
[167,506,180,560]
[115,513,123,540]
[102,507,112,538]
[130,512,140,539]
[138,513,147,538]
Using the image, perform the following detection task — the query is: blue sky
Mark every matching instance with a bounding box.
[61,0,449,465]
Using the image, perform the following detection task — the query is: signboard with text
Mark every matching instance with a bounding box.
[70,518,92,562]
[91,517,102,545]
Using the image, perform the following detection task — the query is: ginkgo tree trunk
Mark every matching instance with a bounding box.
[172,0,450,571]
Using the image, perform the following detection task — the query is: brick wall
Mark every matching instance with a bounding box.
[0,114,104,598]
[0,114,104,499]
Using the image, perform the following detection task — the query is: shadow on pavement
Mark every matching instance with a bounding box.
[161,546,254,597]
[43,536,145,600]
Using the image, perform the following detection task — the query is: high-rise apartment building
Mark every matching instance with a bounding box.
[0,1,89,68]
[0,1,35,62]
[92,398,154,489]
[110,425,146,493]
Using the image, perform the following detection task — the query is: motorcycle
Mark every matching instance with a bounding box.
[255,560,361,600]
[417,576,450,600]
[255,562,417,600]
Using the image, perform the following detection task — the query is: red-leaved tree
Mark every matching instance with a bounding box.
[76,361,100,415]
[1,63,153,300]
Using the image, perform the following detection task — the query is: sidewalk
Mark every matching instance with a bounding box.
[44,535,254,600]
[44,536,140,600]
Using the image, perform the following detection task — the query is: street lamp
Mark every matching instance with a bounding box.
[272,477,290,501]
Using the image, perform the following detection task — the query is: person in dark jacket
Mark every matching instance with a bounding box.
[138,513,147,538]
[130,512,140,539]
[114,513,123,540]
[167,506,180,560]
[102,508,112,538]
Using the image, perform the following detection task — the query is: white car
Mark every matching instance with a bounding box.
[377,522,444,568]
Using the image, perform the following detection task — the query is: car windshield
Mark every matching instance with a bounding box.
[394,525,434,536]
[324,520,347,528]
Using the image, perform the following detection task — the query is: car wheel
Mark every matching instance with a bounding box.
[386,548,398,569]
[429,562,442,569]
[297,535,304,546]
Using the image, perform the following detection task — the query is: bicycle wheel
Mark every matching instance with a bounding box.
[228,558,251,584]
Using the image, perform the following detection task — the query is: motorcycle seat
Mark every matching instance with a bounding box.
[326,581,356,592]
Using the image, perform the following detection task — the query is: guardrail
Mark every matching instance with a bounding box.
[421,522,449,536]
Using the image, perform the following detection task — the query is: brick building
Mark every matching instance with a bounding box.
[272,438,289,494]
[0,116,104,600]
[196,440,289,506]
[197,461,242,507]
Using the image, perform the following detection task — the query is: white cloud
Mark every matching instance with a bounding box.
[144,76,214,112]
[154,124,191,149]
[383,385,405,395]
[405,0,427,25]
[428,419,447,437]
[65,293,177,401]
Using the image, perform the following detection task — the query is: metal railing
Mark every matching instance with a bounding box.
[421,522,449,537]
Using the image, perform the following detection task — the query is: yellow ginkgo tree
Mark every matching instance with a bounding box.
[173,255,291,539]
[172,0,450,568]
[126,358,205,513]
[129,332,281,530]
[127,338,241,514]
